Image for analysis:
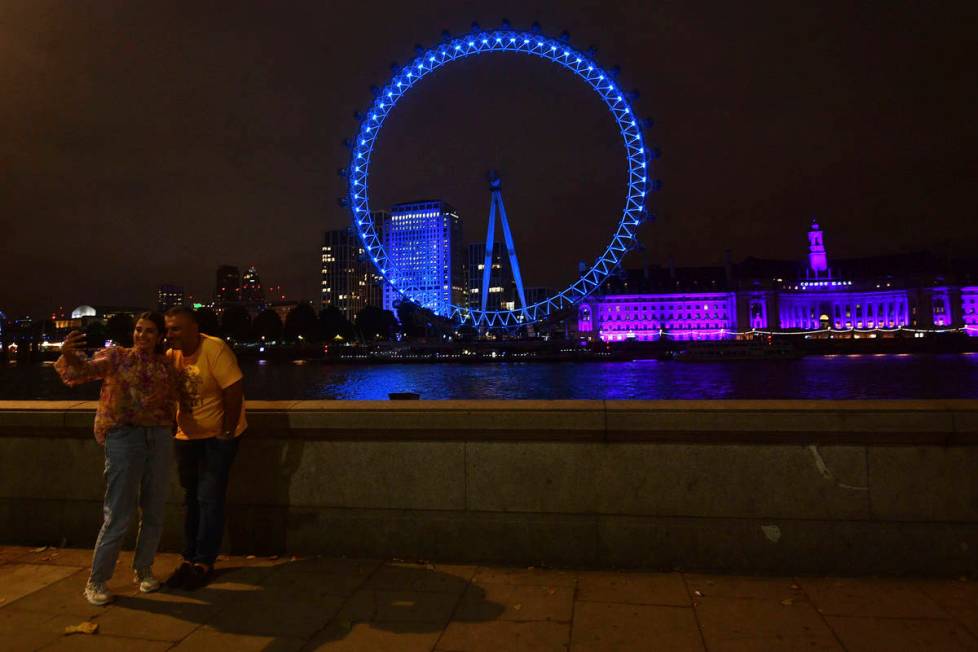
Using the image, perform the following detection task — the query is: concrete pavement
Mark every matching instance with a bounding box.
[1,545,976,651]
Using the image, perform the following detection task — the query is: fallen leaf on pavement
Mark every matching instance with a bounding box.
[65,622,99,636]
[31,546,49,553]
[425,563,435,570]
[790,584,800,590]
[269,555,279,560]
[693,590,704,598]
[547,588,556,596]
[781,598,794,606]
[513,603,522,611]
[246,555,256,560]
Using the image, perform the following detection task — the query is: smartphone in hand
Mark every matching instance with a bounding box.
[63,330,87,357]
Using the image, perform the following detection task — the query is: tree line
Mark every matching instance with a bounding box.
[88,301,473,346]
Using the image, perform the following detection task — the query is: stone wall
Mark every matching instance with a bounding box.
[1,400,976,575]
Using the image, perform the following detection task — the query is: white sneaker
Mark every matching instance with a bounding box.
[134,567,160,593]
[84,582,114,606]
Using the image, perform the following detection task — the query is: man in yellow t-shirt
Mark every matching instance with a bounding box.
[163,306,246,591]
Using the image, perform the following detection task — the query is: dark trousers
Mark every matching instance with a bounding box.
[175,437,239,565]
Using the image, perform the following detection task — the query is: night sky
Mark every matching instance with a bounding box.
[3,1,977,318]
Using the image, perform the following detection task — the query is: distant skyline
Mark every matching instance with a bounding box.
[3,1,977,317]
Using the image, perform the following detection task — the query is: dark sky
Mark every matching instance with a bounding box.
[3,1,977,318]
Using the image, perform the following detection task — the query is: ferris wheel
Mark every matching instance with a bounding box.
[343,22,658,328]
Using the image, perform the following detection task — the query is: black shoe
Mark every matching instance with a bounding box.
[164,561,193,589]
[181,564,213,591]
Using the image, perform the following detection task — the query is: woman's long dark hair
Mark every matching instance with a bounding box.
[135,311,167,354]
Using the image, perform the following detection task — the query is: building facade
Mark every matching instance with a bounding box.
[579,293,738,341]
[580,221,978,341]
[240,266,265,313]
[215,265,241,305]
[465,242,515,312]
[963,287,978,334]
[321,227,383,321]
[381,200,465,317]
[157,284,184,312]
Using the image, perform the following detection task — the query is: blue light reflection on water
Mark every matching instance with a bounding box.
[240,354,978,400]
[4,354,978,400]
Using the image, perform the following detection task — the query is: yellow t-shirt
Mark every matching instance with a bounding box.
[169,334,247,440]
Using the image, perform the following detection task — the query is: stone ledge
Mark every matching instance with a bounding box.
[2,400,977,444]
[3,498,975,575]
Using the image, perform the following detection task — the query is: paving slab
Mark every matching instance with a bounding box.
[570,601,703,652]
[306,621,444,651]
[274,555,381,577]
[94,592,212,642]
[800,577,951,619]
[825,615,978,651]
[2,546,978,652]
[336,588,459,625]
[170,629,305,652]
[3,574,106,620]
[364,562,477,594]
[204,565,279,592]
[456,582,572,623]
[577,571,689,606]
[14,547,94,568]
[35,633,173,651]
[260,565,369,599]
[0,609,86,652]
[0,545,37,563]
[695,596,843,651]
[436,619,571,652]
[0,564,82,607]
[918,579,978,639]
[202,590,345,639]
[471,566,578,588]
[685,574,802,601]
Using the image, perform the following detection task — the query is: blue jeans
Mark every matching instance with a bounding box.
[175,437,238,566]
[90,426,173,584]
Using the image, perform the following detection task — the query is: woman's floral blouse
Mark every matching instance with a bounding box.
[55,347,179,444]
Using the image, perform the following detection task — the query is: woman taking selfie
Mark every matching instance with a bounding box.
[55,312,179,605]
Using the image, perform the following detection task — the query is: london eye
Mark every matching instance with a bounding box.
[344,23,657,328]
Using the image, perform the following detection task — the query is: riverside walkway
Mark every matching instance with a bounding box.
[1,546,976,651]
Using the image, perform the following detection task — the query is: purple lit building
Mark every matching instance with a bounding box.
[580,220,977,340]
[580,293,737,342]
[961,287,978,335]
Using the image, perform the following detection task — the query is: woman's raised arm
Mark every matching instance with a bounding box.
[54,331,118,386]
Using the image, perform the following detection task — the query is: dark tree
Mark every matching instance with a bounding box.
[284,302,319,342]
[395,301,426,338]
[253,309,283,341]
[355,305,398,341]
[318,305,356,341]
[195,307,220,336]
[396,301,454,339]
[221,305,252,341]
[105,313,134,346]
[457,323,478,341]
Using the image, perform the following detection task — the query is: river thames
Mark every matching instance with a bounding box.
[3,353,978,400]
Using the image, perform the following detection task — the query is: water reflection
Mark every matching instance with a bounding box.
[4,354,978,400]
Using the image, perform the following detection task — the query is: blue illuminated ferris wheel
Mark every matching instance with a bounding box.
[344,24,658,329]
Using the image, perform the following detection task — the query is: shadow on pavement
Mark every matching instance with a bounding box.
[117,556,504,650]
